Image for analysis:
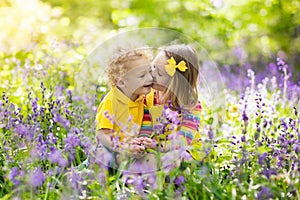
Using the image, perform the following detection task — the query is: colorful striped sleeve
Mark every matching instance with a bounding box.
[177,102,202,145]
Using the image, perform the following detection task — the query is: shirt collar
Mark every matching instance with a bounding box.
[112,86,144,107]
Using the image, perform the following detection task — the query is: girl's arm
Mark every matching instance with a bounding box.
[164,103,201,151]
[177,103,201,145]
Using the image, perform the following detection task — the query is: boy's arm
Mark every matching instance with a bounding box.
[96,129,116,152]
[97,129,146,155]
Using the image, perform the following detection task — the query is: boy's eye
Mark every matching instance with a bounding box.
[139,74,145,78]
[157,69,163,76]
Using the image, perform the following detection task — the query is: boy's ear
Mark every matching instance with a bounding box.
[116,78,126,88]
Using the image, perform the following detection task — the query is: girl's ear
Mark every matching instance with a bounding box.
[116,78,126,88]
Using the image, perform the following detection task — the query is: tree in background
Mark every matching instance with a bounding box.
[1,0,299,71]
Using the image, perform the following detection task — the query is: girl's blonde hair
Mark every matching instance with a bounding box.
[160,44,199,109]
[105,48,150,86]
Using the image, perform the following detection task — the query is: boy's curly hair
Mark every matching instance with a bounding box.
[105,48,151,86]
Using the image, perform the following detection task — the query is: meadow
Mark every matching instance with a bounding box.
[1,41,299,199]
[1,0,300,199]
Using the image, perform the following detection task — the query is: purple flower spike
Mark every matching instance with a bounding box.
[174,175,185,185]
[293,144,300,154]
[257,186,273,200]
[28,167,46,188]
[64,132,81,151]
[242,110,248,122]
[258,152,267,165]
[241,135,246,142]
[262,168,277,179]
[208,129,214,140]
[8,167,20,186]
[49,148,68,167]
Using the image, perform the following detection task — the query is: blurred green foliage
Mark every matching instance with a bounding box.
[39,0,300,69]
[1,0,299,69]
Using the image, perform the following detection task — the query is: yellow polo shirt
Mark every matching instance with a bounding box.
[96,86,144,141]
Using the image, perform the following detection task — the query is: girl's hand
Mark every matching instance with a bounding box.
[131,138,143,145]
[140,137,157,149]
[127,138,145,154]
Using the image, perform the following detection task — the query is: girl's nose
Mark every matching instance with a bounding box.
[150,67,156,78]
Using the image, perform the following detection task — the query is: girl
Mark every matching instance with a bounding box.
[140,44,203,163]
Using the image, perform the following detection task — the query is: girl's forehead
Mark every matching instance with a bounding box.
[153,51,168,64]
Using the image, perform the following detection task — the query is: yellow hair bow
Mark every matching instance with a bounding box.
[165,57,187,77]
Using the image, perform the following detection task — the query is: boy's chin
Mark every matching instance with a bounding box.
[143,85,152,93]
[135,86,152,95]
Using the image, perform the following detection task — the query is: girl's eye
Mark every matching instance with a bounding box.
[151,65,156,72]
[139,74,145,78]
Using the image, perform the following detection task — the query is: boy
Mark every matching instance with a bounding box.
[95,49,153,169]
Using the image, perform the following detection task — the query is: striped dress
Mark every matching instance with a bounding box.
[139,92,203,159]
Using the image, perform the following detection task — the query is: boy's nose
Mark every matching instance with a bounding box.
[150,69,156,78]
[147,72,153,81]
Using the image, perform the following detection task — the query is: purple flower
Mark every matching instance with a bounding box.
[262,168,277,179]
[241,135,246,142]
[125,175,146,196]
[8,167,20,186]
[163,107,180,125]
[293,143,300,153]
[293,106,298,116]
[258,152,267,165]
[242,110,248,122]
[279,135,285,142]
[47,132,57,144]
[208,128,214,140]
[124,158,156,175]
[180,150,192,161]
[112,136,120,151]
[54,85,64,97]
[31,98,38,113]
[28,167,45,188]
[31,141,48,160]
[48,148,68,167]
[92,147,113,168]
[52,110,70,129]
[68,167,82,191]
[280,119,288,130]
[174,175,185,185]
[15,124,33,141]
[153,124,164,135]
[277,57,288,70]
[64,132,81,151]
[123,159,156,195]
[257,186,273,200]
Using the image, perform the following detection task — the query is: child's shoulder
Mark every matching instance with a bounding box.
[97,88,115,110]
[144,89,156,108]
[99,89,113,102]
